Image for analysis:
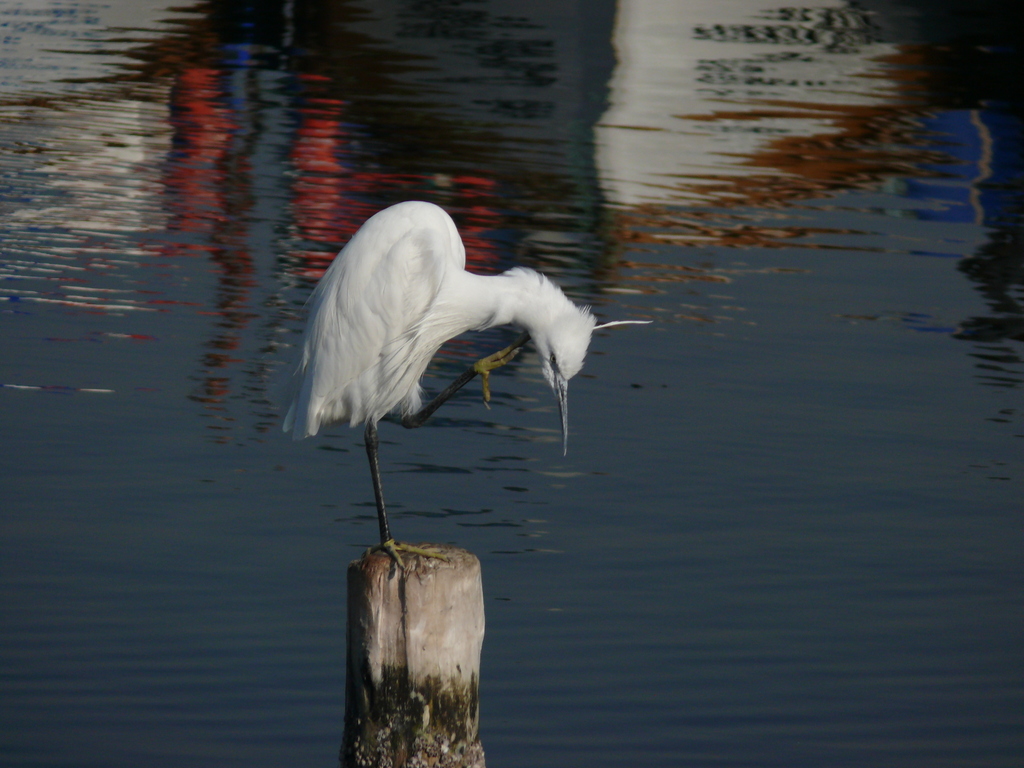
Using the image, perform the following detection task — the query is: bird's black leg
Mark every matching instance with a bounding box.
[364,420,448,568]
[401,331,531,429]
[364,421,391,544]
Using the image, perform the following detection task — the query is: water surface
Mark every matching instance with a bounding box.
[1,1,1022,766]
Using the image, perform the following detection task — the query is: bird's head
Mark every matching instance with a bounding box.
[503,268,598,455]
[531,304,595,456]
[505,268,650,455]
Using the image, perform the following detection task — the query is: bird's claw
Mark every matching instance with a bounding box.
[478,370,492,406]
[366,539,449,569]
[473,343,523,404]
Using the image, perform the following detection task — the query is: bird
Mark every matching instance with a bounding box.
[278,200,645,565]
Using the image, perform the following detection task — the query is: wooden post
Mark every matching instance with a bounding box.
[342,544,486,768]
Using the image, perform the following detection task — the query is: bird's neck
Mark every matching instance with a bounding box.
[444,268,557,336]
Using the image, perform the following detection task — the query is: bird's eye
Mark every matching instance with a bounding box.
[549,353,557,366]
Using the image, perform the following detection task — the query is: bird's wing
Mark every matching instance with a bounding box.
[285,205,454,436]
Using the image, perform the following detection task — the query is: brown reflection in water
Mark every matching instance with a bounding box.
[611,206,867,250]
[676,105,946,210]
[680,38,1016,209]
[615,79,942,230]
[597,44,1001,291]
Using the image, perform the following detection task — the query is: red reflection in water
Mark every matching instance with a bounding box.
[166,68,240,232]
[288,83,378,280]
[287,75,503,280]
[162,66,256,440]
[161,64,509,441]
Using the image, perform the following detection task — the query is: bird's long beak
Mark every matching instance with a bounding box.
[555,373,569,456]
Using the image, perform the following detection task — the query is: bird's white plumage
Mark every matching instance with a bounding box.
[279,200,598,443]
[282,202,461,435]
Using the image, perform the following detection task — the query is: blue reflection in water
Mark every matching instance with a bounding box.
[907,108,1024,226]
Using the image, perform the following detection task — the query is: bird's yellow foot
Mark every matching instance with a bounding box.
[367,539,450,569]
[473,342,523,404]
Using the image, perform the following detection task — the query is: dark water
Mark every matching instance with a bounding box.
[2,1,1023,766]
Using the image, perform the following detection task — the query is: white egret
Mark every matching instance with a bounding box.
[279,200,644,564]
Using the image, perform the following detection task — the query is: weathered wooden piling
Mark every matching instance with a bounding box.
[342,544,486,768]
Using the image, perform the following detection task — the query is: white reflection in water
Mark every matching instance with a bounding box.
[596,0,896,205]
[0,1,193,98]
[7,97,172,233]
